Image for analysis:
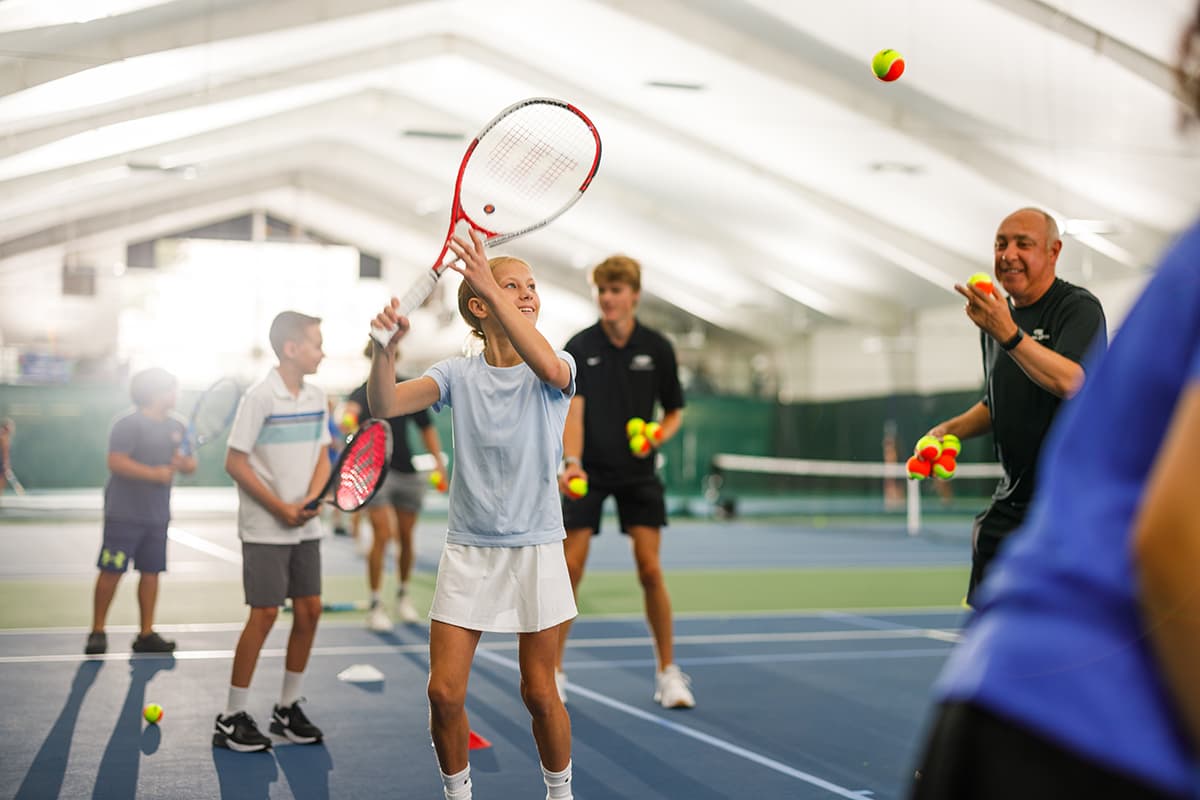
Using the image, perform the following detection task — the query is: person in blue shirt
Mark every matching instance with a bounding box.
[909,9,1200,797]
[368,229,576,800]
[86,368,196,656]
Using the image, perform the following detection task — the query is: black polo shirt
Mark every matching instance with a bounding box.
[348,379,432,473]
[982,278,1106,505]
[565,320,684,483]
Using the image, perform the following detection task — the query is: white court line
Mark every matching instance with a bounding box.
[473,646,871,799]
[167,525,241,564]
[0,627,958,664]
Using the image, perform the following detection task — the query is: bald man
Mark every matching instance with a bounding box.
[925,207,1107,604]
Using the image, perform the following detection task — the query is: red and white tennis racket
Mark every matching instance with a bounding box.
[371,97,602,345]
[304,419,392,512]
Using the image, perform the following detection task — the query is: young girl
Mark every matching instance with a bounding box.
[368,229,576,800]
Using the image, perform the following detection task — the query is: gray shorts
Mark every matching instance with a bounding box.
[242,539,321,608]
[366,470,426,512]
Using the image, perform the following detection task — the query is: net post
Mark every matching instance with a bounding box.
[906,478,921,536]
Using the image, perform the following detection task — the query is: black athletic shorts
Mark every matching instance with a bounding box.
[910,702,1186,800]
[967,499,1028,605]
[562,476,666,535]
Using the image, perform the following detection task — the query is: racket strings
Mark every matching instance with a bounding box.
[464,103,597,232]
[335,429,388,507]
[191,382,240,443]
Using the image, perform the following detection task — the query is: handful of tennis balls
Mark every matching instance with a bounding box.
[625,417,663,456]
[906,434,960,481]
[429,469,448,493]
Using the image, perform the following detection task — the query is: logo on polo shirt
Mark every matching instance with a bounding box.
[586,356,602,366]
[630,354,655,371]
[1032,328,1049,342]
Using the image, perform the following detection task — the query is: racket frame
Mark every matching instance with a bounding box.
[371,97,602,344]
[183,377,241,455]
[305,418,393,512]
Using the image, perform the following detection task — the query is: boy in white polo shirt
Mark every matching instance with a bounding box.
[213,311,332,753]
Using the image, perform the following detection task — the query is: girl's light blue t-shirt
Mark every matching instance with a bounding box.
[425,351,576,547]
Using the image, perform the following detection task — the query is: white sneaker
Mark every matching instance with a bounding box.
[395,595,420,624]
[366,605,392,632]
[554,669,568,705]
[654,664,695,709]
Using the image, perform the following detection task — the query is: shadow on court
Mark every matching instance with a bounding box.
[92,655,176,798]
[14,660,104,800]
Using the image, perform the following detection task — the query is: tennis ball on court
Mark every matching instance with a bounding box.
[629,433,651,456]
[914,435,942,461]
[872,49,905,82]
[906,455,931,480]
[566,477,588,499]
[643,421,663,445]
[625,417,645,439]
[967,272,995,296]
[429,470,448,493]
[143,703,164,724]
[932,452,957,480]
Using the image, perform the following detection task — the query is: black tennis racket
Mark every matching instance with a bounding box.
[304,418,392,512]
[371,96,602,344]
[181,378,240,456]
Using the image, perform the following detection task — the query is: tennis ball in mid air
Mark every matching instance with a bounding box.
[143,703,164,724]
[625,417,645,439]
[872,49,905,82]
[967,272,995,296]
[914,435,942,461]
[429,470,448,493]
[566,477,588,499]
[629,434,651,456]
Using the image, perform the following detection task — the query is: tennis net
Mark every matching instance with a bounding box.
[705,453,1004,535]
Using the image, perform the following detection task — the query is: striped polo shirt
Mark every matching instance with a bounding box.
[226,368,330,544]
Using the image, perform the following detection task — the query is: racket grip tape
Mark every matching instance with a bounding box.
[369,268,443,346]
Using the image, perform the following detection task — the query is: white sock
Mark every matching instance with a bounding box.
[440,765,471,800]
[397,583,408,598]
[280,670,304,707]
[224,685,250,718]
[370,591,381,608]
[542,760,573,800]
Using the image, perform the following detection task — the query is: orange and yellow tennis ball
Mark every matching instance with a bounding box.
[143,703,164,724]
[429,470,448,493]
[940,434,961,459]
[643,421,663,445]
[629,434,651,456]
[967,272,995,296]
[906,455,932,480]
[932,451,957,480]
[872,49,905,82]
[625,417,645,439]
[914,435,942,462]
[566,477,588,499]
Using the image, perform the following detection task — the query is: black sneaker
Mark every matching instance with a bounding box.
[213,711,272,752]
[270,699,323,744]
[84,631,107,655]
[132,632,176,653]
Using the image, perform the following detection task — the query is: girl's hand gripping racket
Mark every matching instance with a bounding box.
[371,97,602,345]
[304,418,392,512]
[181,377,241,456]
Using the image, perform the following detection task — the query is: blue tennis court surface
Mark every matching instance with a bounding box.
[0,609,962,799]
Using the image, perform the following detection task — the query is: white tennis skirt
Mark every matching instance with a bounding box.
[429,541,578,633]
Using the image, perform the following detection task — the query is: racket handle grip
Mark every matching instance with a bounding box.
[303,497,320,511]
[369,261,455,346]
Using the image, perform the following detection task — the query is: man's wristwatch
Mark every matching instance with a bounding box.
[1001,328,1024,351]
[562,456,582,469]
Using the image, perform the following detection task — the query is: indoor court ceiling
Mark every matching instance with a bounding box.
[1,0,1197,356]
